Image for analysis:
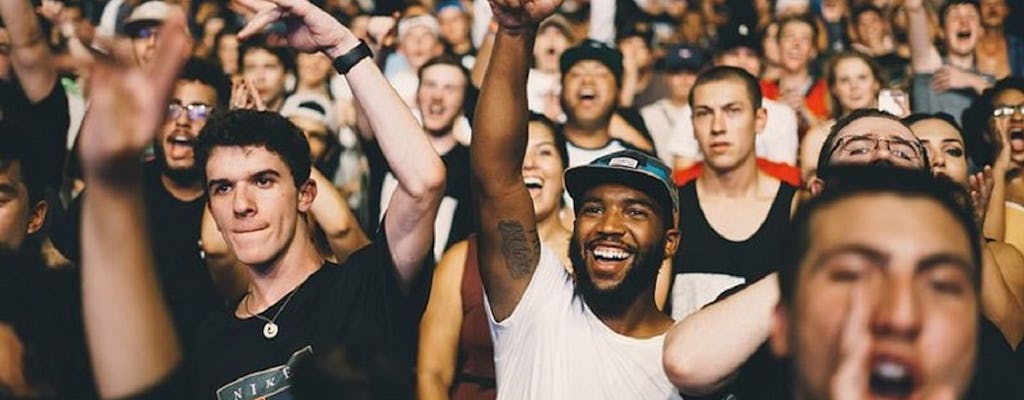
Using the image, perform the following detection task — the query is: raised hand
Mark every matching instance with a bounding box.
[230,77,267,111]
[37,0,64,23]
[77,7,190,182]
[488,0,563,32]
[233,0,356,57]
[968,166,995,229]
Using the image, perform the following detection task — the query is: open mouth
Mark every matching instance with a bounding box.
[591,245,632,262]
[578,88,598,103]
[868,358,919,399]
[524,176,544,196]
[166,134,197,159]
[427,103,446,116]
[955,30,972,40]
[1010,129,1024,151]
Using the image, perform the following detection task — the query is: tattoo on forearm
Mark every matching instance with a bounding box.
[497,220,539,279]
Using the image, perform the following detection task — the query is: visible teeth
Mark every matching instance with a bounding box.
[524,177,543,188]
[873,361,908,380]
[429,105,444,114]
[593,246,629,260]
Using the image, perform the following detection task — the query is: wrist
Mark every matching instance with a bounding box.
[324,37,364,59]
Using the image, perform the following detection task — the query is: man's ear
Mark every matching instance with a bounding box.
[755,106,768,136]
[770,302,792,358]
[297,178,317,212]
[663,228,681,260]
[809,177,825,197]
[26,200,48,235]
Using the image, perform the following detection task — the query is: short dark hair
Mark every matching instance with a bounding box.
[939,0,981,28]
[528,112,570,170]
[417,55,471,100]
[777,14,819,44]
[180,57,232,107]
[815,108,927,178]
[852,4,884,23]
[239,36,295,73]
[196,109,312,188]
[689,66,763,110]
[0,120,45,205]
[779,165,983,306]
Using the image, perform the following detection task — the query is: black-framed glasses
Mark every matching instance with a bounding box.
[168,103,213,122]
[992,105,1024,118]
[828,135,924,163]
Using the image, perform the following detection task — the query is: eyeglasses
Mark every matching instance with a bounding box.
[992,105,1024,118]
[168,103,213,121]
[828,134,924,163]
[131,26,160,40]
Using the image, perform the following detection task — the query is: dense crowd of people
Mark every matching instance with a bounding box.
[0,0,1022,398]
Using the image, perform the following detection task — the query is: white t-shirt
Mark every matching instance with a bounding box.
[566,138,630,168]
[669,97,799,165]
[485,244,682,400]
[640,99,690,166]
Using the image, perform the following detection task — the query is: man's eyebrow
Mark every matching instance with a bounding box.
[811,243,889,272]
[917,253,975,276]
[0,183,17,196]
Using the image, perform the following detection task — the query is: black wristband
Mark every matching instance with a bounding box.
[332,40,372,75]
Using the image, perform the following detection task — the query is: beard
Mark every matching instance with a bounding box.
[153,140,201,185]
[570,236,666,318]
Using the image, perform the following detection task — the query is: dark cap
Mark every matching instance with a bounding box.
[560,39,624,85]
[565,149,680,226]
[661,44,706,72]
[715,23,762,55]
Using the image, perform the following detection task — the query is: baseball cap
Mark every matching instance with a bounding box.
[398,14,440,38]
[560,39,624,85]
[661,44,706,73]
[435,0,466,15]
[616,21,654,44]
[280,92,338,133]
[715,23,762,55]
[539,14,575,42]
[124,1,170,36]
[565,150,680,226]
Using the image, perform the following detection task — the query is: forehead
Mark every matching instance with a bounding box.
[780,21,814,37]
[910,119,961,142]
[174,80,217,103]
[242,48,283,65]
[692,79,753,107]
[527,121,556,142]
[807,194,972,267]
[567,60,614,76]
[836,116,915,141]
[835,56,871,73]
[403,26,438,40]
[994,88,1024,104]
[0,160,25,188]
[580,182,659,206]
[944,4,981,20]
[206,145,293,181]
[421,64,466,84]
[539,25,569,40]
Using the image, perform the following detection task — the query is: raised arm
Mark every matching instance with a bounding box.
[235,0,446,291]
[663,274,780,395]
[308,167,371,261]
[77,10,190,398]
[0,0,57,102]
[905,0,942,73]
[472,0,561,321]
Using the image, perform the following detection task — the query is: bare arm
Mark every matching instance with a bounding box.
[470,28,496,88]
[78,10,189,398]
[237,0,446,291]
[309,167,370,261]
[664,274,780,395]
[200,207,250,300]
[417,240,470,400]
[981,241,1024,347]
[0,0,57,102]
[905,0,941,73]
[472,0,560,321]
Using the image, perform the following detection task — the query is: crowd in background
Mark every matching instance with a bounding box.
[1,0,1023,398]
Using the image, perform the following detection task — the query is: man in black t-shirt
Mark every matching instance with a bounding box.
[188,1,446,398]
[366,55,472,263]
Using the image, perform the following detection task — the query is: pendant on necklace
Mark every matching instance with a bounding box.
[263,322,279,339]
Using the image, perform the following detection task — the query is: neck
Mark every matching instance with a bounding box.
[161,174,204,201]
[983,25,1005,38]
[780,69,810,85]
[594,285,672,337]
[636,68,653,89]
[947,52,975,70]
[667,96,688,107]
[265,96,285,112]
[564,120,612,148]
[246,219,323,310]
[298,81,328,94]
[536,211,568,243]
[699,157,761,197]
[427,130,458,154]
[452,40,472,54]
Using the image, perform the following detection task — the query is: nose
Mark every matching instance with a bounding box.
[870,278,922,340]
[596,207,627,236]
[232,184,257,218]
[711,110,726,136]
[522,151,538,171]
[175,107,192,126]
